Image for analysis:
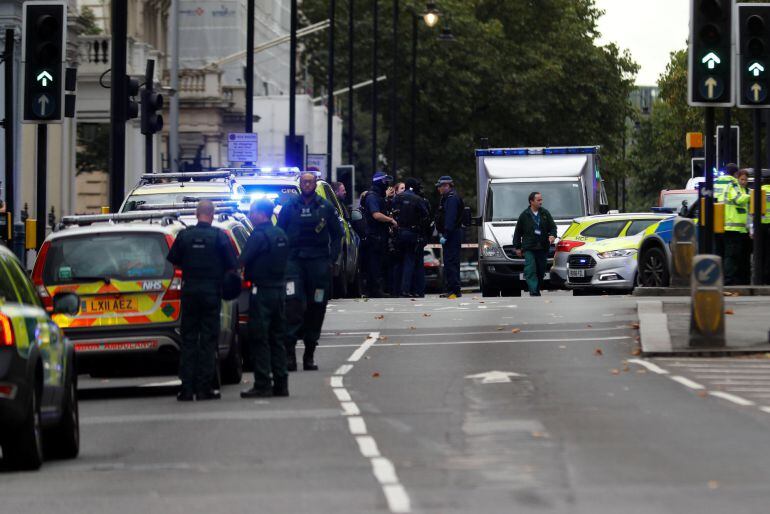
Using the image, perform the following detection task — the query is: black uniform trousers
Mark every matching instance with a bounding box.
[724,231,751,285]
[443,228,462,295]
[762,225,770,285]
[248,286,288,389]
[180,287,220,395]
[285,257,331,355]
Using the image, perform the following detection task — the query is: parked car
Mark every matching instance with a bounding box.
[0,245,80,470]
[460,263,480,289]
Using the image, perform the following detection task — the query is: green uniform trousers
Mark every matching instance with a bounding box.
[524,249,547,296]
[248,287,288,389]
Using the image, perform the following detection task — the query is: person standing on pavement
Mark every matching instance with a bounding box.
[714,163,740,259]
[392,178,430,297]
[761,184,770,285]
[513,192,558,297]
[277,172,344,371]
[167,200,239,401]
[721,169,751,285]
[435,176,464,299]
[363,172,397,297]
[240,199,290,398]
[332,182,347,204]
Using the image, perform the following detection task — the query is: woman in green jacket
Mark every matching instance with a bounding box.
[512,192,558,296]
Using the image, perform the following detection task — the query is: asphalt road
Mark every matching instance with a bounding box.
[3,291,770,513]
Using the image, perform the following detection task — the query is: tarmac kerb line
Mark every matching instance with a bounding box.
[330,331,412,513]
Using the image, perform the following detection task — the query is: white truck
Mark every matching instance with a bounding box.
[475,146,609,296]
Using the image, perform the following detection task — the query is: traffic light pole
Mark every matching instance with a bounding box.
[245,0,254,133]
[3,29,14,227]
[144,60,154,175]
[703,107,716,255]
[753,108,765,285]
[109,0,128,211]
[36,124,46,248]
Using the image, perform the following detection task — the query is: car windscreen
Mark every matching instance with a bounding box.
[486,181,584,221]
[240,184,299,206]
[661,193,697,209]
[43,233,174,284]
[121,192,230,212]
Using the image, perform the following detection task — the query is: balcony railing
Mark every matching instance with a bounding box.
[78,35,163,79]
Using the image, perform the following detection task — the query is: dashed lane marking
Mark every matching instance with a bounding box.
[628,359,669,375]
[670,376,705,390]
[709,391,756,407]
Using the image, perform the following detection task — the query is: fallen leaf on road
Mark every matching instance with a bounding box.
[544,300,552,304]
[479,301,485,304]
[723,291,739,297]
[496,327,504,331]
[378,336,388,341]
[631,348,642,356]
[409,326,416,330]
[697,391,708,398]
[375,315,384,320]
[335,332,341,336]
[372,372,380,378]
[630,322,640,329]
[511,328,521,334]
[708,480,719,490]
[531,431,548,439]
[594,348,604,356]
[586,324,593,328]
[725,309,735,315]
[636,369,647,374]
[611,369,620,375]
[422,313,431,317]
[622,365,630,372]
[410,298,417,302]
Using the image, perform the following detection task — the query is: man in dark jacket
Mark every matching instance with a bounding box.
[512,192,558,296]
[436,176,464,298]
[363,171,397,297]
[392,178,430,296]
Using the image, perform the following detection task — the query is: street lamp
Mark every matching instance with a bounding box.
[423,2,440,28]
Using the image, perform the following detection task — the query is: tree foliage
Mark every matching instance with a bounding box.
[301,0,637,206]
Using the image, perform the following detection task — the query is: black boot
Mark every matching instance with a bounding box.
[272,376,289,397]
[303,344,318,371]
[240,386,272,398]
[286,348,297,372]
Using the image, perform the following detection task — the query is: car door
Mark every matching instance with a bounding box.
[319,182,356,275]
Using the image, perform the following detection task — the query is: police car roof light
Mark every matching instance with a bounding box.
[61,211,183,226]
[135,200,241,211]
[140,171,233,183]
[475,146,598,157]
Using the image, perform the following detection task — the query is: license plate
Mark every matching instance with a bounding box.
[82,296,137,314]
[568,269,586,278]
[519,273,551,280]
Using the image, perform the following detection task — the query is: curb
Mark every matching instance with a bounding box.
[635,286,770,297]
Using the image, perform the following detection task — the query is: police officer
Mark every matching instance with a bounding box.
[761,184,770,285]
[714,163,740,258]
[435,176,464,298]
[392,178,430,297]
[167,200,238,401]
[240,199,290,398]
[277,172,344,371]
[721,168,751,285]
[363,172,397,297]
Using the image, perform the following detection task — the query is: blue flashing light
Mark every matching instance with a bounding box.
[476,147,597,157]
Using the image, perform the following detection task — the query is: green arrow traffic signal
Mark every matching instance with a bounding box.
[22,1,66,123]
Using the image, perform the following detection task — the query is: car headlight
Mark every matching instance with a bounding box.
[481,239,503,258]
[596,249,638,259]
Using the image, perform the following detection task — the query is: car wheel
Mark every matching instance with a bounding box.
[45,372,79,460]
[639,247,670,287]
[220,320,243,385]
[4,384,44,470]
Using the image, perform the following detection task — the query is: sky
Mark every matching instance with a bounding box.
[595,0,690,86]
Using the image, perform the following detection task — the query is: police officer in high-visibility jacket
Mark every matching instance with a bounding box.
[714,163,740,258]
[167,200,239,401]
[277,172,344,371]
[761,184,770,284]
[240,199,290,398]
[721,168,751,285]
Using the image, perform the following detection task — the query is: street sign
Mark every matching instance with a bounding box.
[306,153,327,175]
[693,257,721,286]
[737,4,770,108]
[227,133,258,163]
[21,1,66,123]
[688,0,735,107]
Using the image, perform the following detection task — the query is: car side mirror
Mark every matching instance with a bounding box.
[52,292,80,316]
[471,216,482,227]
[351,210,363,222]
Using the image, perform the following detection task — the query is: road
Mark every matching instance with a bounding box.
[3,292,770,513]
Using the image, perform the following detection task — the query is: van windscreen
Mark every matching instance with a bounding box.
[486,182,584,221]
[43,233,174,284]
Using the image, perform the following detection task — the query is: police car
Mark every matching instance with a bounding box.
[229,167,361,298]
[0,245,80,470]
[31,209,246,384]
[119,171,249,213]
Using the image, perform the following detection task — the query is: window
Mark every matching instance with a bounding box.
[580,220,627,239]
[626,219,659,237]
[0,258,20,303]
[321,183,343,217]
[4,257,41,306]
[486,182,584,221]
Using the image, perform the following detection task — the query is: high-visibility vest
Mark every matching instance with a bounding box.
[763,184,770,225]
[714,175,737,203]
[724,182,749,233]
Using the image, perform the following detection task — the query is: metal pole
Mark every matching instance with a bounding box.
[288,0,297,166]
[703,107,715,254]
[3,29,15,224]
[390,0,399,176]
[753,108,764,285]
[410,15,417,176]
[36,124,46,248]
[347,0,354,165]
[372,0,379,174]
[723,108,732,166]
[109,0,128,211]
[145,60,155,175]
[246,0,255,133]
[326,0,335,181]
[169,0,180,172]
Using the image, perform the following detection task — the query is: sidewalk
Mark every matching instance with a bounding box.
[637,297,770,356]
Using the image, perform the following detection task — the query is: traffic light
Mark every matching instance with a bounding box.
[22,1,66,123]
[688,0,734,107]
[737,4,770,108]
[140,88,164,135]
[127,77,140,119]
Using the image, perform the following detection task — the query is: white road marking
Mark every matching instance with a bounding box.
[670,376,705,390]
[333,388,352,402]
[81,409,341,425]
[370,336,632,347]
[348,416,368,435]
[761,407,770,414]
[341,402,361,416]
[628,359,669,375]
[708,391,756,406]
[140,379,182,387]
[331,332,411,513]
[717,387,770,392]
[334,364,354,375]
[348,332,381,362]
[382,326,630,338]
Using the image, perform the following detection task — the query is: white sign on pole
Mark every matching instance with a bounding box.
[306,153,327,175]
[228,133,258,163]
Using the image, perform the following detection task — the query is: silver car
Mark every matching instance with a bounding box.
[565,236,645,293]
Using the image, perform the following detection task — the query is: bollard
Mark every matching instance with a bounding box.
[101,206,110,214]
[689,255,726,348]
[25,219,37,251]
[671,217,697,287]
[12,223,25,263]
